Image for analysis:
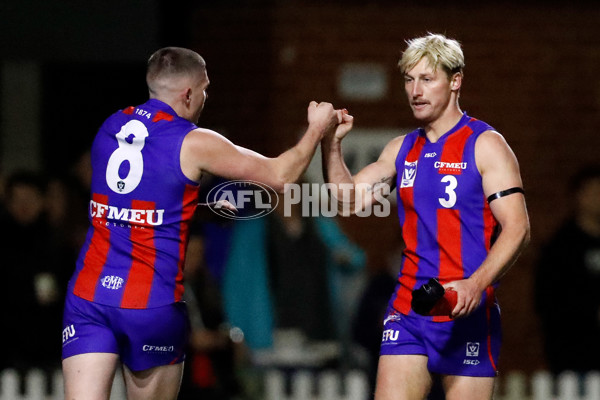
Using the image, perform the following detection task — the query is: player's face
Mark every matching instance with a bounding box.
[404,58,455,123]
[190,70,209,123]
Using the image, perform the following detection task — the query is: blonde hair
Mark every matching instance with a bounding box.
[398,33,465,78]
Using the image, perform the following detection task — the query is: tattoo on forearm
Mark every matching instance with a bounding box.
[368,176,392,193]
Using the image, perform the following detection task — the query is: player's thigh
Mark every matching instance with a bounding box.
[122,362,184,400]
[118,301,189,372]
[442,374,495,400]
[63,352,119,400]
[375,354,432,400]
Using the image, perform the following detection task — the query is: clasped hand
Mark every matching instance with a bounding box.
[307,101,354,141]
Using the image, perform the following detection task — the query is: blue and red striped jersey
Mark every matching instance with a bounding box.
[391,112,498,321]
[69,99,200,309]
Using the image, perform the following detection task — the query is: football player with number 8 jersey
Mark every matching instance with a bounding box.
[61,47,343,400]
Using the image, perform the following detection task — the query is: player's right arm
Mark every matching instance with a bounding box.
[321,111,403,215]
[180,101,340,192]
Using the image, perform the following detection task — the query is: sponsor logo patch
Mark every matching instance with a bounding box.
[381,329,400,342]
[62,324,76,345]
[101,275,124,290]
[143,345,175,353]
[435,161,467,175]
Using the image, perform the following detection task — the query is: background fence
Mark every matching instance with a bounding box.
[2,368,600,400]
[0,368,126,400]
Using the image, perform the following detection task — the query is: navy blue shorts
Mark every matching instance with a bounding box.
[62,292,190,371]
[379,303,501,377]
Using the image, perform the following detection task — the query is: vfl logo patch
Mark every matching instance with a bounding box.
[463,342,481,366]
[400,161,418,188]
[466,342,480,357]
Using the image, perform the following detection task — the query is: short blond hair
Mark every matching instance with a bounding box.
[398,33,465,77]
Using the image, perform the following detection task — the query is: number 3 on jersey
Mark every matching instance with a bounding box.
[439,175,457,208]
[106,120,149,194]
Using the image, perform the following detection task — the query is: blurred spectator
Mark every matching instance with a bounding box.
[223,193,366,360]
[180,219,248,400]
[43,150,94,307]
[46,149,92,255]
[222,217,274,351]
[0,171,64,372]
[535,165,600,374]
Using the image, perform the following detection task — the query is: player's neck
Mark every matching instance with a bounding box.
[156,97,190,122]
[149,92,190,122]
[424,106,463,142]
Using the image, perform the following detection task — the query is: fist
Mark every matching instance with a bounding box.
[307,101,338,132]
[333,109,354,141]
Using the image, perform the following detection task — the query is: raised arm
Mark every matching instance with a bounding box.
[181,101,340,192]
[447,130,531,318]
[321,111,402,215]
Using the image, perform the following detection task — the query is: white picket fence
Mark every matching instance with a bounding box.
[264,370,600,400]
[496,370,600,400]
[264,369,369,400]
[0,368,126,400]
[2,368,600,400]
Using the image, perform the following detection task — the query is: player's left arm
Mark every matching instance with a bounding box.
[446,130,531,318]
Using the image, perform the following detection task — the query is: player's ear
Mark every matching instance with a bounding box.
[184,88,193,105]
[450,72,462,91]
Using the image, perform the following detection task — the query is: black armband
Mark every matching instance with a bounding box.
[486,187,524,203]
